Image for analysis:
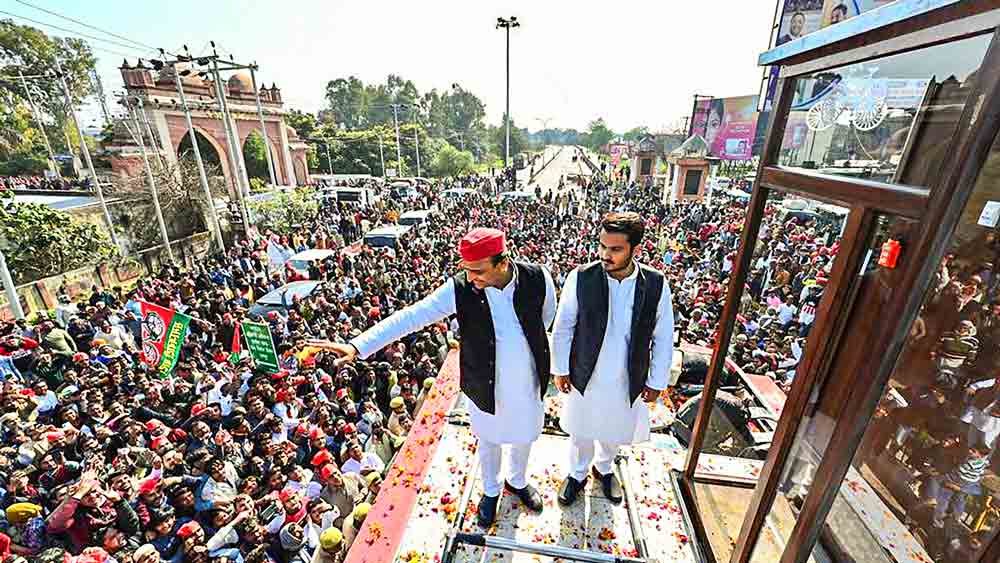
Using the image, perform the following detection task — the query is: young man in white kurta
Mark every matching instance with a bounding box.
[551,217,674,501]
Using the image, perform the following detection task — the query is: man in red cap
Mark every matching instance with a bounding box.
[313,227,556,526]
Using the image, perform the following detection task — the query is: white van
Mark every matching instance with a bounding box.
[399,210,433,227]
[363,225,412,251]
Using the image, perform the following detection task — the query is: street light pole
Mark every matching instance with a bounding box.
[496,17,520,169]
[414,124,421,177]
[123,95,174,262]
[392,104,403,176]
[378,136,386,177]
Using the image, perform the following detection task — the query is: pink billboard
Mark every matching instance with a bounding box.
[699,95,759,161]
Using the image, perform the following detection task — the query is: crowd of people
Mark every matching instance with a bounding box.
[0,153,856,563]
[0,176,92,192]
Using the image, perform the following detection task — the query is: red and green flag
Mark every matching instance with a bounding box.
[139,300,192,376]
[229,322,242,364]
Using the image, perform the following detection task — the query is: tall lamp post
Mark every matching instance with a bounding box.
[496,16,520,169]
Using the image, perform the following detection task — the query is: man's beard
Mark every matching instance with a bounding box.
[602,259,629,273]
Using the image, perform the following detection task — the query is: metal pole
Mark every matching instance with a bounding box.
[392,104,403,176]
[125,96,174,262]
[18,70,59,177]
[249,66,278,187]
[504,24,511,168]
[91,69,113,127]
[55,58,119,249]
[615,456,649,558]
[212,59,252,198]
[210,60,252,230]
[414,124,421,177]
[451,533,645,563]
[0,250,24,320]
[137,96,165,170]
[378,136,386,177]
[174,68,225,251]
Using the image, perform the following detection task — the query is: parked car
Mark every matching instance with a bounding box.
[284,249,336,279]
[363,225,412,251]
[498,190,537,203]
[249,281,324,318]
[398,209,433,227]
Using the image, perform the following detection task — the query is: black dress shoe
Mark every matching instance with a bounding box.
[593,467,623,504]
[504,481,544,512]
[557,475,587,506]
[477,494,500,527]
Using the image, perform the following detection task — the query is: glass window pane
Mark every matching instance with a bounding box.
[748,214,919,563]
[777,34,992,187]
[673,191,848,476]
[754,132,1000,563]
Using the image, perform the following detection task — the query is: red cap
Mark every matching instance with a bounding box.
[190,403,207,417]
[301,357,316,368]
[343,423,356,434]
[150,436,170,450]
[335,388,349,400]
[45,430,65,441]
[271,370,289,381]
[145,420,163,433]
[278,487,298,503]
[311,449,333,467]
[320,374,333,384]
[276,388,294,403]
[137,477,160,496]
[294,423,310,436]
[309,427,325,440]
[320,463,338,480]
[458,228,506,262]
[176,521,201,538]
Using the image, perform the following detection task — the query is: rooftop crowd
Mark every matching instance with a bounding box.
[0,154,859,563]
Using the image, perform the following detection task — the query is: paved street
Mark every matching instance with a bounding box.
[517,145,600,196]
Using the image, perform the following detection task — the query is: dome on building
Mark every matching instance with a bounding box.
[157,62,205,86]
[228,72,253,92]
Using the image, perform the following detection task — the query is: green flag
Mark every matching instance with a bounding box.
[241,321,280,373]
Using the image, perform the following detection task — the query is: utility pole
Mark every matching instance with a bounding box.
[172,57,225,251]
[0,249,23,320]
[324,143,333,175]
[496,16,520,168]
[122,95,173,261]
[249,64,278,187]
[378,136,386,178]
[91,69,113,126]
[414,123,421,178]
[209,53,252,230]
[392,104,403,176]
[17,71,59,177]
[136,94,164,170]
[55,57,119,249]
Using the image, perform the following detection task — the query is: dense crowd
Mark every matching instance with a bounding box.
[0,176,92,192]
[0,155,855,563]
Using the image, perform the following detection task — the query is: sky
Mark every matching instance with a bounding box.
[7,0,778,133]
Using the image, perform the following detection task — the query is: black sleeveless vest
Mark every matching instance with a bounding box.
[568,260,664,404]
[453,261,551,414]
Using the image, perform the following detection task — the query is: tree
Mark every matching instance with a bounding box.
[242,131,270,182]
[623,126,650,142]
[0,190,116,284]
[583,118,615,151]
[430,144,474,178]
[0,19,97,152]
[324,76,368,129]
[490,114,527,162]
[285,109,318,140]
[248,188,318,235]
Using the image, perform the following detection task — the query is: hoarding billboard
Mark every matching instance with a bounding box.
[689,96,759,161]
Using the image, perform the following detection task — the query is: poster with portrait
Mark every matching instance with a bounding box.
[821,0,896,28]
[704,96,759,161]
[776,0,825,45]
[689,99,712,139]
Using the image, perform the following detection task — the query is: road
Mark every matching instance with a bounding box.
[517,145,600,196]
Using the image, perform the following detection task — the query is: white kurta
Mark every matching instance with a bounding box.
[551,264,674,444]
[352,267,556,444]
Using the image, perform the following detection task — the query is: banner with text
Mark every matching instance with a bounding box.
[139,301,192,377]
[242,321,280,373]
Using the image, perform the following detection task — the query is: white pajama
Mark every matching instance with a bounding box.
[569,438,621,481]
[479,439,534,497]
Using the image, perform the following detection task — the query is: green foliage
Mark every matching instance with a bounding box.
[489,115,527,163]
[286,109,317,139]
[242,131,270,182]
[249,177,268,193]
[623,126,650,141]
[0,19,97,155]
[430,144,475,178]
[0,190,116,284]
[248,188,319,235]
[582,118,615,151]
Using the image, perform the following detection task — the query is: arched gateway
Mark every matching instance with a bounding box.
[106,60,310,194]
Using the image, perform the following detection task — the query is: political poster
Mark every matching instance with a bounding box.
[705,96,759,161]
[139,300,192,376]
[242,321,280,373]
